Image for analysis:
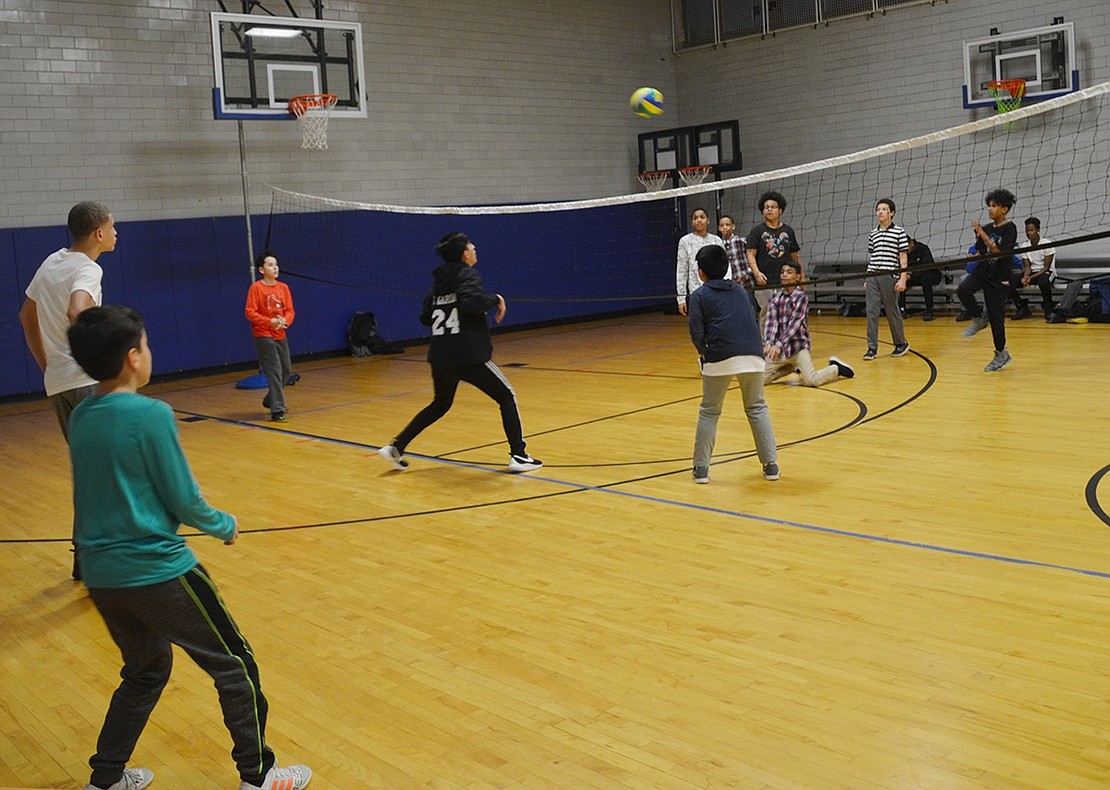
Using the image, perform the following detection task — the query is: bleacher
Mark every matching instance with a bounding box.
[805,257,1110,316]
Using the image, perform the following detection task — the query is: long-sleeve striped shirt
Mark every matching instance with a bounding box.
[763,287,811,359]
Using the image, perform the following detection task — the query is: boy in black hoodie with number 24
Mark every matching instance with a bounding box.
[378,232,542,473]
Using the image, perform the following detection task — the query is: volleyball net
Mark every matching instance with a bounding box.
[266,81,1110,313]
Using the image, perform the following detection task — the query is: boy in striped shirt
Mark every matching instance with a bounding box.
[863,198,910,360]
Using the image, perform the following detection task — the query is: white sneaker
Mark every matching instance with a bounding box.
[239,763,312,790]
[83,768,154,790]
[507,453,543,473]
[377,444,409,471]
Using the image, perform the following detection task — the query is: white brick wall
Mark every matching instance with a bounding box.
[0,0,676,227]
[2,1,1107,228]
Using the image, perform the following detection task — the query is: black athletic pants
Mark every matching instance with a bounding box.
[86,566,275,788]
[957,265,1008,352]
[394,360,526,457]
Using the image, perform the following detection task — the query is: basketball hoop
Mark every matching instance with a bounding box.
[289,93,338,150]
[638,170,672,192]
[986,79,1026,130]
[678,165,714,187]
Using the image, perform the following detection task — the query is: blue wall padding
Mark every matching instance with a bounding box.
[3,200,675,398]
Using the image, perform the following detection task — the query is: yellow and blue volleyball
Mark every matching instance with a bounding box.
[630,87,664,119]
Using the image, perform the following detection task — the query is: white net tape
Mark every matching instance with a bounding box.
[270,80,1110,215]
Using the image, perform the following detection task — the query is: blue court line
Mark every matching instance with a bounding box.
[170,412,1110,582]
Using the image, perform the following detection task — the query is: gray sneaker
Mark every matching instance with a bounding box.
[692,466,709,484]
[240,763,312,790]
[83,768,154,790]
[762,462,780,481]
[984,349,1012,372]
[962,314,989,337]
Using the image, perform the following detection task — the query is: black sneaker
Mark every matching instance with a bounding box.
[956,309,972,322]
[829,356,855,379]
[862,348,877,361]
[1013,304,1033,320]
[508,453,543,473]
[922,312,936,321]
[271,412,289,423]
[692,466,709,484]
[891,343,910,357]
[762,462,780,481]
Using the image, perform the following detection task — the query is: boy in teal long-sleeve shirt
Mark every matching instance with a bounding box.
[67,306,311,790]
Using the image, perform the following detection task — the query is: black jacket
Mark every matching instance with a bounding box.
[419,261,500,368]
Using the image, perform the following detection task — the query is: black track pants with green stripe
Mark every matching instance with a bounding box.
[86,565,276,788]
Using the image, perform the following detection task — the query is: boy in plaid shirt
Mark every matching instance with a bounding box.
[763,261,854,386]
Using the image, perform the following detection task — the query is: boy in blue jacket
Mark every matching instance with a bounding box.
[67,305,310,790]
[687,245,779,483]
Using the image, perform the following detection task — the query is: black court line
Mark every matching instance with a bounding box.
[1086,465,1110,528]
[9,346,1108,576]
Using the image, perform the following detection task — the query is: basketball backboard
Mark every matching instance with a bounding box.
[962,22,1078,109]
[638,120,741,177]
[210,12,367,120]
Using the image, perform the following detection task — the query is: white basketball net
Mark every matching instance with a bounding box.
[290,95,338,150]
[638,171,671,192]
[678,166,713,187]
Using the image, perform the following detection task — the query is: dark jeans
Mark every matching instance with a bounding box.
[1011,277,1056,313]
[394,360,527,457]
[958,266,1008,352]
[898,271,940,314]
[87,566,275,788]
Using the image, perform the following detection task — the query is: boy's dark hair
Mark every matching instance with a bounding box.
[67,202,111,240]
[255,250,277,270]
[68,305,145,382]
[435,232,471,262]
[757,191,786,212]
[719,213,734,224]
[985,188,1016,209]
[780,259,802,275]
[876,197,896,213]
[695,245,729,280]
[689,207,709,221]
[1025,216,1041,230]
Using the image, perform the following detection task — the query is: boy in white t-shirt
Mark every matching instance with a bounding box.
[1017,216,1057,320]
[19,201,118,438]
[18,201,117,580]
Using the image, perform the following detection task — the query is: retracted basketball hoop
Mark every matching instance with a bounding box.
[638,170,672,192]
[289,93,338,150]
[678,165,715,187]
[986,79,1026,131]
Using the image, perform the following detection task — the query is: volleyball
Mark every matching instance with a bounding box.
[630,87,664,119]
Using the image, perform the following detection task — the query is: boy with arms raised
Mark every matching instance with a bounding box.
[687,245,779,484]
[67,305,311,790]
[959,188,1018,371]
